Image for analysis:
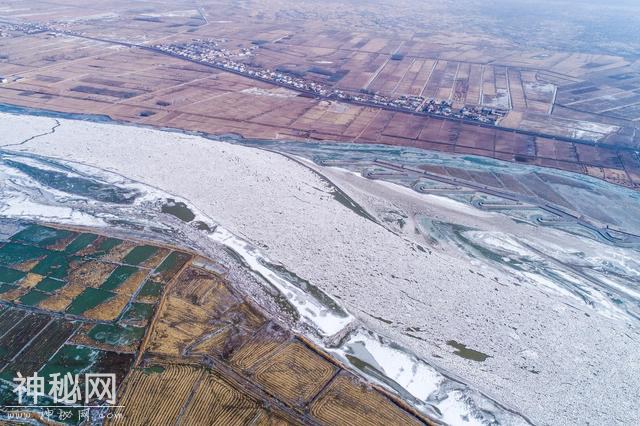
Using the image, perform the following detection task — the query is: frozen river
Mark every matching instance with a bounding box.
[1,108,638,425]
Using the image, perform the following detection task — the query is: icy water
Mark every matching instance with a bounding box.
[417,217,640,323]
[447,340,492,362]
[5,157,139,204]
[161,198,195,222]
[238,138,640,324]
[237,138,640,236]
[2,106,639,425]
[0,118,533,425]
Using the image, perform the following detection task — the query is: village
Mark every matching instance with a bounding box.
[152,38,508,125]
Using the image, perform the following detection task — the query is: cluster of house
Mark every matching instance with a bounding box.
[153,38,255,62]
[1,22,50,35]
[154,39,508,125]
[423,100,507,123]
[152,39,337,96]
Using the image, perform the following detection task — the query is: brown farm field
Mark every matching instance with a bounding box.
[0,0,639,189]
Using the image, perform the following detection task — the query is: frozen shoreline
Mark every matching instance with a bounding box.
[1,111,639,425]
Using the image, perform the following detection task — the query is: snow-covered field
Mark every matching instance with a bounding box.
[1,112,639,425]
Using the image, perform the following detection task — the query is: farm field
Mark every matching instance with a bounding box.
[0,0,638,189]
[140,260,430,424]
[0,223,185,327]
[0,221,190,423]
[0,220,430,425]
